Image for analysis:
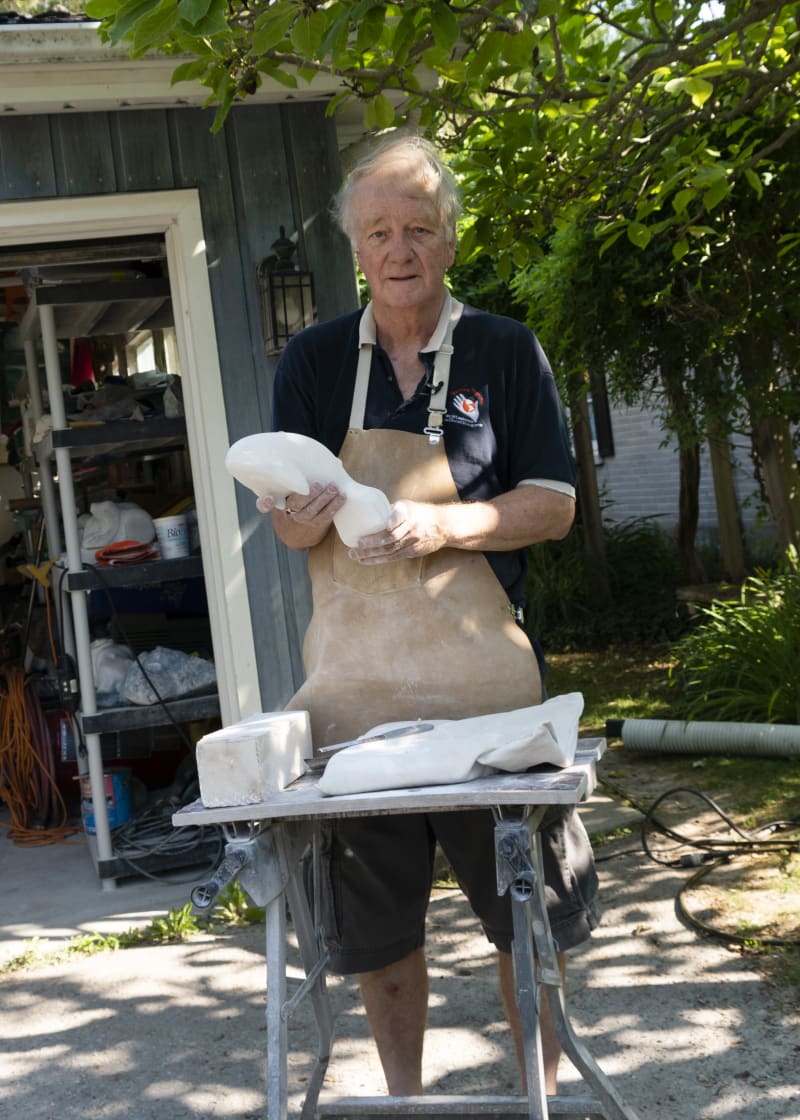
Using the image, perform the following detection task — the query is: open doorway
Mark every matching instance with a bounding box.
[0,190,257,879]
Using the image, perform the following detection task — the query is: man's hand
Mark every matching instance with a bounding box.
[259,482,346,549]
[348,485,575,565]
[348,500,446,563]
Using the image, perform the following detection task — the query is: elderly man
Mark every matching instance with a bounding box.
[258,135,599,1096]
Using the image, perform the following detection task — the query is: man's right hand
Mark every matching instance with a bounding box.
[259,482,346,549]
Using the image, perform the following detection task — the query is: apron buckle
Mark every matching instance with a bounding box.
[424,426,443,445]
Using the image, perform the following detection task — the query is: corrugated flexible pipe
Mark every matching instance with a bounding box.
[605,718,800,758]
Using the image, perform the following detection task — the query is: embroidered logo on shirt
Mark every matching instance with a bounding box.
[447,388,484,427]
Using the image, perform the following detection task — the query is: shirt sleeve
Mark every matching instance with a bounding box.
[502,324,575,492]
[271,334,319,439]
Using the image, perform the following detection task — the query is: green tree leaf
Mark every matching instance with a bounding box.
[672,238,690,261]
[430,0,459,52]
[170,57,210,84]
[177,0,212,27]
[665,76,714,108]
[703,178,729,213]
[84,0,124,16]
[672,188,696,215]
[103,0,162,46]
[130,0,181,57]
[356,5,387,54]
[290,10,328,57]
[252,6,295,53]
[364,93,396,130]
[626,221,651,249]
[392,10,421,64]
[745,168,763,199]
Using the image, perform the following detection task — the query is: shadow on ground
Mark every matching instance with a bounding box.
[2,839,798,1120]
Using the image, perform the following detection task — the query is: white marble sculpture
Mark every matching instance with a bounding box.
[317,692,585,796]
[225,431,392,547]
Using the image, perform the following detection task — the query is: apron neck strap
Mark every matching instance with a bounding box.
[349,299,464,436]
[424,299,462,445]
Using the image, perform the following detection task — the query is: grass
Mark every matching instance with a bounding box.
[0,883,264,975]
[547,643,800,821]
[546,642,681,733]
[547,642,800,992]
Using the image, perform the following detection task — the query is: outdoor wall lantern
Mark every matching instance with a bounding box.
[257,227,316,354]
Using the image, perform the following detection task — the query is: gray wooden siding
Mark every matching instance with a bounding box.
[0,102,357,710]
[598,402,764,548]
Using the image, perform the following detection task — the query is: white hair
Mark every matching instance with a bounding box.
[333,134,461,243]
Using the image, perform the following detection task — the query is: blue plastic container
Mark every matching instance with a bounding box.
[80,768,133,834]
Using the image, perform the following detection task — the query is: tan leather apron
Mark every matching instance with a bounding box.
[285,301,542,748]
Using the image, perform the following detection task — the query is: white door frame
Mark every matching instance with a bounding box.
[0,189,258,724]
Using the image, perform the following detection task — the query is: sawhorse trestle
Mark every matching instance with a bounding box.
[176,742,641,1120]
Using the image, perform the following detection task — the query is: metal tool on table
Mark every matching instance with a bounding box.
[304,722,435,772]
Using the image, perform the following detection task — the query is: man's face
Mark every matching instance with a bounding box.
[351,168,455,316]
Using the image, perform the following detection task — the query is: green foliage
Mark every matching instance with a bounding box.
[447,255,526,319]
[67,930,123,955]
[548,646,682,732]
[526,514,683,652]
[0,885,268,974]
[143,903,203,942]
[83,1,800,262]
[212,880,265,926]
[0,937,47,973]
[669,546,800,723]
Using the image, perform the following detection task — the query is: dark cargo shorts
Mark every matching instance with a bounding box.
[317,804,601,975]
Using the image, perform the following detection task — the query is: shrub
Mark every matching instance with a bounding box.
[669,546,800,724]
[525,515,684,651]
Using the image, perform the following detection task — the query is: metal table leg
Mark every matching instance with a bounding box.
[192,821,336,1120]
[193,806,640,1120]
[495,816,641,1120]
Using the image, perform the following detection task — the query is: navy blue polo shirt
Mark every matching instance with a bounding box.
[271,303,575,610]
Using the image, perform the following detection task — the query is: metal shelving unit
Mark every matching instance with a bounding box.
[22,278,219,887]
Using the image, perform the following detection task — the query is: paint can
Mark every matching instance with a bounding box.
[80,768,133,834]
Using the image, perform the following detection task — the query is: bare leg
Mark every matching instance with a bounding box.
[499,948,566,1095]
[359,947,429,1095]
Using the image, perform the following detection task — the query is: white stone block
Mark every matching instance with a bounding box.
[196,710,311,807]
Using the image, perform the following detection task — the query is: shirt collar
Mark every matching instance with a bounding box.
[358,288,453,352]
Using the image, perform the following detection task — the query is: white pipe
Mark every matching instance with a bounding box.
[39,303,115,879]
[607,718,800,759]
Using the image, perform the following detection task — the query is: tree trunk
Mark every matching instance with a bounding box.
[701,358,746,583]
[736,333,800,551]
[707,432,746,582]
[676,444,704,583]
[566,368,610,605]
[659,362,703,583]
[750,414,800,550]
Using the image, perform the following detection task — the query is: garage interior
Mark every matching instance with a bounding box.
[0,233,224,883]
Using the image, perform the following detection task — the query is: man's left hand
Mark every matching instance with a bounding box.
[349,500,445,563]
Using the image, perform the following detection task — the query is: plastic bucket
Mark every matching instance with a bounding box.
[80,768,133,834]
[154,514,189,559]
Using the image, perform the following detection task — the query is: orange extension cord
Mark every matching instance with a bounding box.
[0,667,80,846]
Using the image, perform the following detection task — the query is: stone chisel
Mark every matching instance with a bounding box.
[305,722,434,771]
